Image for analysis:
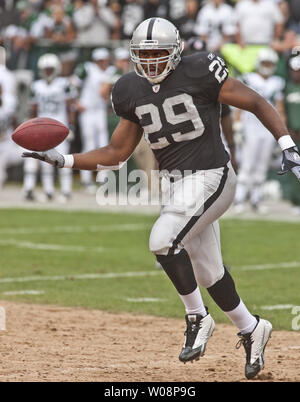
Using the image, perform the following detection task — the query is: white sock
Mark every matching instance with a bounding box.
[178,287,207,317]
[23,172,36,192]
[224,299,257,334]
[59,169,72,195]
[42,173,54,195]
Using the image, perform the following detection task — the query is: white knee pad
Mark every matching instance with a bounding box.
[149,227,173,255]
[149,214,182,256]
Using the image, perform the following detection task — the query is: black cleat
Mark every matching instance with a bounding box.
[236,316,272,379]
[179,312,215,363]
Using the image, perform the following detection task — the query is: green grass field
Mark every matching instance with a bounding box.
[0,208,299,330]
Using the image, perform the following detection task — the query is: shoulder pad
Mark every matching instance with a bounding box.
[182,52,221,79]
[111,72,137,105]
[111,72,140,124]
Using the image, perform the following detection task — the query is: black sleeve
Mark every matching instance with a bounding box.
[201,53,229,102]
[111,74,140,125]
[185,52,229,103]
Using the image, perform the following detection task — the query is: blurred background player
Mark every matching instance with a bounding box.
[233,48,286,213]
[23,53,76,202]
[193,0,236,52]
[101,47,131,97]
[284,55,300,215]
[75,47,115,193]
[0,46,21,191]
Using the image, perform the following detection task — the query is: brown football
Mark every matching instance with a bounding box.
[12,117,69,151]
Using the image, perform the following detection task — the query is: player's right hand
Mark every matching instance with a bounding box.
[278,146,300,181]
[22,149,65,168]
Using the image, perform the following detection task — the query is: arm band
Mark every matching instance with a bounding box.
[278,135,296,151]
[63,154,74,168]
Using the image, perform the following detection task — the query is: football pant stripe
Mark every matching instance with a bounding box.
[167,165,229,256]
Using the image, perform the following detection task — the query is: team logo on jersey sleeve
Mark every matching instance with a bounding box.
[152,84,160,93]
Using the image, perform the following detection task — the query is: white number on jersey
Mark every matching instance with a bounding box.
[135,93,205,150]
[208,57,228,84]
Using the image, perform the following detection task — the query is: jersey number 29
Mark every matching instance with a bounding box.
[135,93,205,150]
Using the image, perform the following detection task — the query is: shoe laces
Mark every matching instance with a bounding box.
[236,333,253,361]
[184,319,202,348]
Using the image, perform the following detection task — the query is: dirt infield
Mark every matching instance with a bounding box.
[0,300,299,382]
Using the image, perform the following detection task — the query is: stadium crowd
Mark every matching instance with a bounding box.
[0,0,299,212]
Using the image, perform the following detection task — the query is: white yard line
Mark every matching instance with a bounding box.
[240,261,300,271]
[0,239,104,252]
[124,297,166,303]
[260,304,296,310]
[2,290,44,296]
[0,271,162,284]
[0,223,151,235]
[0,260,299,285]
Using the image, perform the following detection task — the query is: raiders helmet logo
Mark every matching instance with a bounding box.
[152,84,160,93]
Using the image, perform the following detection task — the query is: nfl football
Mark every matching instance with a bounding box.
[12,117,69,151]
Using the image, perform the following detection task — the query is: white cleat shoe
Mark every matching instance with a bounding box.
[179,311,215,363]
[236,316,272,379]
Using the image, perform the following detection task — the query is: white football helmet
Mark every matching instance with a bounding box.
[38,53,61,82]
[130,18,184,84]
[256,48,278,77]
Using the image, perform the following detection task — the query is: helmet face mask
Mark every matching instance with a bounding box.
[130,18,184,84]
[38,54,61,83]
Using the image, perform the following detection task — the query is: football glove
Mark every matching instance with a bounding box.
[22,149,65,168]
[277,146,300,181]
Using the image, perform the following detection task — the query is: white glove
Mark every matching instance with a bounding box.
[22,149,65,168]
[277,146,300,181]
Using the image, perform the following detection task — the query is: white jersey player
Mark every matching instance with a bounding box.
[0,46,22,192]
[75,48,115,192]
[23,53,75,202]
[234,48,285,212]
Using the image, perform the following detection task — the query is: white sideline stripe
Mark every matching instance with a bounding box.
[124,297,165,303]
[0,261,299,285]
[261,304,295,310]
[2,290,44,296]
[240,261,300,271]
[0,223,151,235]
[0,271,161,284]
[0,239,104,252]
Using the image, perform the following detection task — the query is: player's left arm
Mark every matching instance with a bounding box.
[218,77,300,180]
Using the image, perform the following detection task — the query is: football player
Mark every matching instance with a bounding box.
[234,48,286,213]
[23,53,75,202]
[23,18,300,379]
[0,46,21,191]
[74,48,116,192]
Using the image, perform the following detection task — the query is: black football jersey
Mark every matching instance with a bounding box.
[111,52,230,172]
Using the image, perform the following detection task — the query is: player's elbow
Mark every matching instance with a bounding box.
[98,144,130,171]
[248,93,269,116]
